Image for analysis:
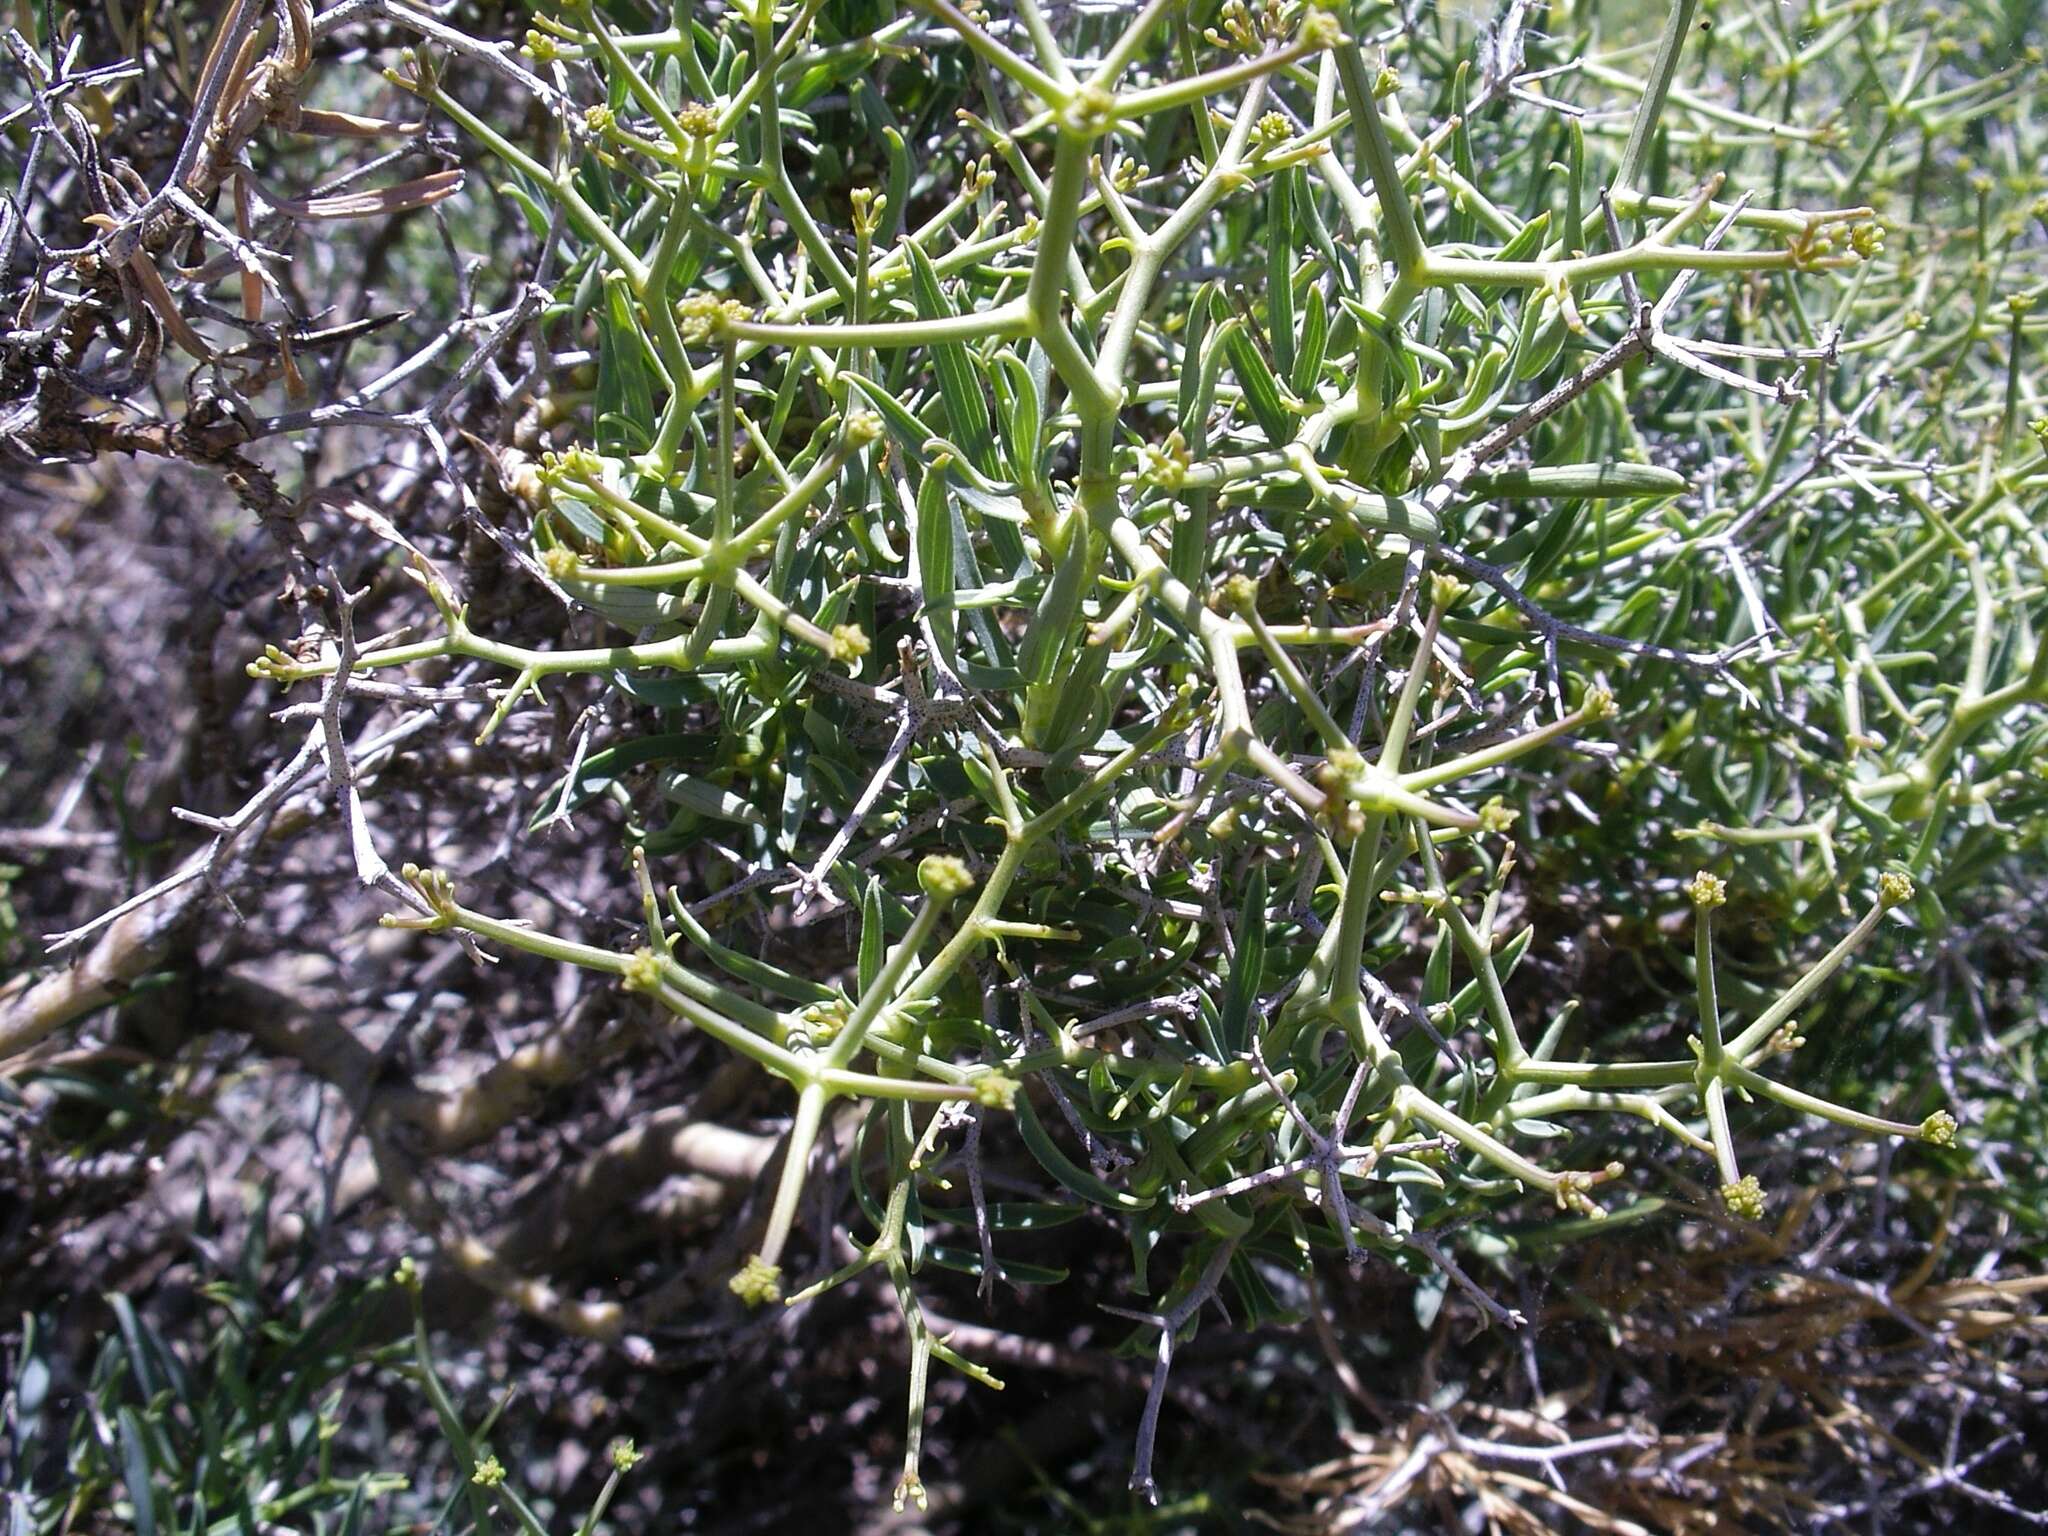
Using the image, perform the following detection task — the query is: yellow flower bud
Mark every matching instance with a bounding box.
[1720,1175,1766,1221]
[1685,870,1727,910]
[1919,1110,1958,1147]
[971,1072,1019,1111]
[919,854,975,901]
[728,1255,783,1306]
[621,947,663,994]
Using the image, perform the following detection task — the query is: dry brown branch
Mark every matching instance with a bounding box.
[1262,1176,2048,1535]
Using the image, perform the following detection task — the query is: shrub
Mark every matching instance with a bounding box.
[233,0,2024,1503]
[5,0,2045,1522]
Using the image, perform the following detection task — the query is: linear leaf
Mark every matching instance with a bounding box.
[1217,862,1267,1058]
[906,240,995,473]
[1013,1092,1150,1211]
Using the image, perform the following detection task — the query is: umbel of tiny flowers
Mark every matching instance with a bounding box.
[676,292,750,346]
[972,1071,1020,1110]
[471,1455,506,1488]
[1721,1174,1768,1221]
[1212,571,1261,616]
[382,864,459,932]
[831,624,871,664]
[918,853,975,902]
[620,946,663,994]
[729,1253,783,1307]
[894,1471,927,1515]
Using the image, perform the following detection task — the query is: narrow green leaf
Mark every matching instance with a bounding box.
[1565,115,1586,255]
[906,240,995,473]
[1266,170,1296,378]
[658,769,766,826]
[596,279,655,454]
[107,1295,158,1401]
[1039,636,1115,762]
[1013,1091,1151,1211]
[118,1408,159,1536]
[843,372,938,472]
[1222,318,1293,446]
[922,1247,1069,1285]
[1178,282,1216,438]
[668,895,835,1004]
[1217,863,1267,1058]
[1495,208,1551,265]
[976,1201,1090,1232]
[858,877,885,996]
[1513,292,1570,382]
[914,462,958,671]
[1449,62,1476,247]
[1466,463,1688,499]
[1290,283,1328,398]
[1016,523,1092,686]
[991,350,1049,502]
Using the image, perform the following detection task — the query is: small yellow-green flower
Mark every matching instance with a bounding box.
[849,186,887,239]
[1685,870,1728,910]
[1138,429,1192,490]
[677,293,750,345]
[1212,572,1260,616]
[1720,1175,1767,1221]
[610,1438,643,1473]
[1919,1110,1958,1148]
[893,1472,929,1514]
[621,947,663,995]
[1302,10,1344,50]
[729,1255,783,1307]
[1060,84,1117,136]
[1878,870,1916,908]
[830,623,871,664]
[919,854,975,902]
[1316,747,1365,791]
[971,1072,1019,1111]
[471,1456,506,1489]
[676,101,720,140]
[799,997,850,1042]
